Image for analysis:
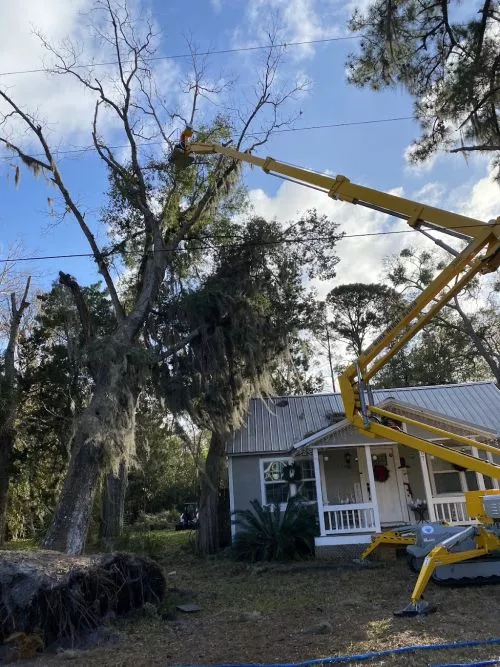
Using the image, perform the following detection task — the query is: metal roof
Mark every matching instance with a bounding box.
[227,381,500,455]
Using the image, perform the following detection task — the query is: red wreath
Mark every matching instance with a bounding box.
[373,463,390,482]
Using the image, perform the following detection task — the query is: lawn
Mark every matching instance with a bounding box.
[18,531,500,666]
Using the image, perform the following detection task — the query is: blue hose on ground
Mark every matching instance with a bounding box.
[434,661,500,667]
[179,638,500,667]
[433,661,500,667]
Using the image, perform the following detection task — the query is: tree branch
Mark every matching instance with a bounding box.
[449,143,500,153]
[0,90,125,323]
[58,272,95,343]
[452,294,500,383]
[161,327,201,359]
[4,276,31,381]
[2,276,31,431]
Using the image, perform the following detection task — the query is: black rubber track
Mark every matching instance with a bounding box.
[432,573,500,587]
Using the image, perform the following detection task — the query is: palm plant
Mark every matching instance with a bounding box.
[232,497,318,562]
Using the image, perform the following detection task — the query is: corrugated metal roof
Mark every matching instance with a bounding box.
[227,381,500,455]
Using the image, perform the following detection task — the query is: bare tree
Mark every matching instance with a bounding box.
[0,1,305,553]
[0,278,31,545]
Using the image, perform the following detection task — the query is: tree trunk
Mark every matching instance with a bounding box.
[0,430,15,547]
[196,432,224,557]
[325,325,336,392]
[43,353,141,555]
[100,459,128,549]
[0,279,31,547]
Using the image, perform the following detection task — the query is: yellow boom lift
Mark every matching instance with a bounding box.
[172,133,500,615]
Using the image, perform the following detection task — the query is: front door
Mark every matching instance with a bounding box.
[370,446,406,524]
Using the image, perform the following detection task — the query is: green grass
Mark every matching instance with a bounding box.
[112,528,196,561]
[2,538,38,551]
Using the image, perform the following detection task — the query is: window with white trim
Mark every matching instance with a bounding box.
[428,447,480,495]
[261,458,316,505]
[476,449,499,490]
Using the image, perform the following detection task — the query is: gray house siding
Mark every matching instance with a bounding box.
[231,455,262,515]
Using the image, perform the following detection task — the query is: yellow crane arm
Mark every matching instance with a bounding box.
[186,140,500,479]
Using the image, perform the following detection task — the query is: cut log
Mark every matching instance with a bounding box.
[0,550,165,648]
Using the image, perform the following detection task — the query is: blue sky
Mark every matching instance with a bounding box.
[0,0,497,299]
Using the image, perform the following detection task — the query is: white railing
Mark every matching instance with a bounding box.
[323,503,376,534]
[431,497,472,524]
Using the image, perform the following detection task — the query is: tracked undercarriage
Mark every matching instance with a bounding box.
[361,491,500,615]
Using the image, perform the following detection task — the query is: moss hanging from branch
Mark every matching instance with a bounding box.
[155,212,341,434]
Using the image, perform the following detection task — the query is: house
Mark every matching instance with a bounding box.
[227,381,500,558]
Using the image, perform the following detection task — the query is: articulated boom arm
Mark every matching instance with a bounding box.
[186,141,500,479]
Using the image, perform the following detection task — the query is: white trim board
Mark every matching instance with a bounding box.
[315,535,372,546]
[227,456,236,539]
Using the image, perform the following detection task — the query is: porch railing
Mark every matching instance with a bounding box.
[323,503,376,534]
[431,497,472,524]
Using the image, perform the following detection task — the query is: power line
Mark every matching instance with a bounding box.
[0,225,490,264]
[0,35,359,78]
[0,115,416,163]
[266,116,416,133]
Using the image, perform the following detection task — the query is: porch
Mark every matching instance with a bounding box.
[312,441,500,546]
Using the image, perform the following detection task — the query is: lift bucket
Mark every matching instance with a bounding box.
[168,146,194,171]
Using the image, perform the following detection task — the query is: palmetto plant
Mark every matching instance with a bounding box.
[232,497,318,562]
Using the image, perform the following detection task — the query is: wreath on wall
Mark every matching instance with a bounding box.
[282,462,302,484]
[373,463,390,483]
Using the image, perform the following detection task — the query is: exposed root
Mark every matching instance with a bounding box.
[0,550,165,650]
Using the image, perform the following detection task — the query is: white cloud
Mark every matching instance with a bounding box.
[238,0,344,60]
[248,178,432,297]
[403,144,439,175]
[344,0,374,15]
[0,0,182,148]
[457,172,500,223]
[247,164,500,297]
[0,0,109,141]
[412,182,446,206]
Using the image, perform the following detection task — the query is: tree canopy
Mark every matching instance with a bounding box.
[347,1,500,175]
[325,282,403,357]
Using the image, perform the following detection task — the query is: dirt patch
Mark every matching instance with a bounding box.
[9,533,500,666]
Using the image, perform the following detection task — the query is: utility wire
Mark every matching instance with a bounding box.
[0,224,493,264]
[0,115,416,162]
[0,35,359,78]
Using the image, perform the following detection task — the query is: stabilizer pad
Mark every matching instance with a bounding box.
[394,599,437,617]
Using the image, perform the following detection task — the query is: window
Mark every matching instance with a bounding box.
[428,447,480,495]
[477,449,499,490]
[263,460,290,504]
[261,458,316,506]
[297,459,317,502]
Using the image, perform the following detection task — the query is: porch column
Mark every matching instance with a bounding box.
[472,447,486,491]
[364,445,381,532]
[228,457,236,538]
[313,448,326,536]
[419,451,436,521]
[487,452,500,490]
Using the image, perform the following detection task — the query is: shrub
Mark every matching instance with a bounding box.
[132,510,180,532]
[232,497,318,562]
